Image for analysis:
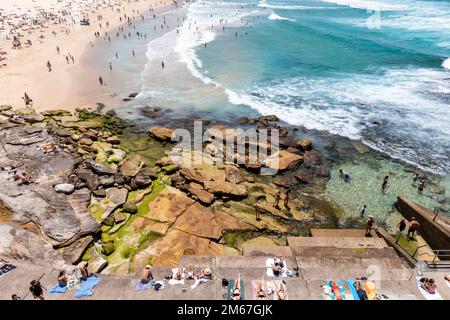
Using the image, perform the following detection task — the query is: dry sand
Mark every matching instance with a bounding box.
[0,0,177,112]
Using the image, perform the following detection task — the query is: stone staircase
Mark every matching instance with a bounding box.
[1,229,449,300]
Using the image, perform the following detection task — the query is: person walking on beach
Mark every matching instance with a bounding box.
[407,217,420,240]
[381,175,389,192]
[46,60,52,72]
[359,204,367,217]
[99,76,104,86]
[22,92,32,106]
[365,215,374,237]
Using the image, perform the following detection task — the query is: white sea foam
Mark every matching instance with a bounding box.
[443,58,450,70]
[321,0,405,11]
[258,0,329,10]
[268,12,296,21]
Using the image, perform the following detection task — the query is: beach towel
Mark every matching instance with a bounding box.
[325,280,349,300]
[135,279,154,291]
[0,264,16,278]
[75,276,100,298]
[227,279,245,300]
[269,279,288,300]
[191,278,209,289]
[363,281,378,300]
[49,283,68,294]
[416,277,443,300]
[252,280,269,300]
[265,258,288,277]
[345,280,360,300]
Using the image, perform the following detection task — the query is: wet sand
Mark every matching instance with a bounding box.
[0,0,179,112]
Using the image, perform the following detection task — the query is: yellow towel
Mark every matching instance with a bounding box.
[363,281,378,300]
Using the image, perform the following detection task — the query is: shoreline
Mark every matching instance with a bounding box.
[0,0,180,113]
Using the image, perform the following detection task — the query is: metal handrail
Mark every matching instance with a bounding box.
[432,249,450,263]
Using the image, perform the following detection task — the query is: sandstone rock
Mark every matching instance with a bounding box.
[155,156,173,167]
[148,127,174,141]
[123,202,138,214]
[80,138,93,146]
[296,139,312,151]
[107,149,126,163]
[133,172,152,187]
[162,164,179,174]
[173,203,250,240]
[240,236,277,251]
[85,159,116,175]
[273,176,290,188]
[140,167,159,179]
[188,187,215,204]
[0,105,12,112]
[23,113,45,124]
[98,175,115,187]
[204,181,247,198]
[120,154,144,177]
[146,229,239,267]
[89,187,128,221]
[130,218,169,236]
[92,189,106,197]
[101,241,115,256]
[143,186,194,223]
[106,136,120,145]
[179,167,208,185]
[86,247,108,273]
[171,175,185,186]
[54,183,75,194]
[225,165,244,184]
[263,150,303,171]
[60,235,94,264]
[113,211,127,223]
[76,168,99,191]
[303,151,321,166]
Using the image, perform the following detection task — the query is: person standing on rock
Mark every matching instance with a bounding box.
[365,215,374,237]
[273,190,281,210]
[255,201,262,221]
[397,218,407,236]
[284,189,291,212]
[407,217,420,240]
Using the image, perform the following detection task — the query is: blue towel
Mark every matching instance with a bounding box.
[49,283,68,294]
[345,280,360,300]
[75,276,100,298]
[136,279,154,291]
[328,281,347,300]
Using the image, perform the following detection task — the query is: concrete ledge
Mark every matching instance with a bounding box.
[310,229,379,238]
[375,228,417,268]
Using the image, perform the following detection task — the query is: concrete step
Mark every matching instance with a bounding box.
[291,246,401,260]
[287,236,388,249]
[310,229,379,238]
[300,267,413,281]
[215,256,298,269]
[242,246,293,257]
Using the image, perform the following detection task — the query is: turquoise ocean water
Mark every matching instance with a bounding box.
[132,0,450,175]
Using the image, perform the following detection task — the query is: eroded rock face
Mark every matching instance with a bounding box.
[263,150,303,172]
[148,127,174,142]
[173,202,251,240]
[225,165,244,184]
[145,229,239,267]
[120,154,144,177]
[0,124,93,245]
[142,186,194,223]
[204,181,248,198]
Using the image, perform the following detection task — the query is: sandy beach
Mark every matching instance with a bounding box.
[0,0,178,112]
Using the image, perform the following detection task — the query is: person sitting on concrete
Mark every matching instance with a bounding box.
[355,280,368,300]
[11,294,22,300]
[276,282,286,300]
[186,264,195,280]
[407,217,420,240]
[57,271,69,287]
[191,267,213,289]
[140,265,154,284]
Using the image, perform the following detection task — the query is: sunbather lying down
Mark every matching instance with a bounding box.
[330,279,343,300]
[231,275,241,301]
[419,277,437,294]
